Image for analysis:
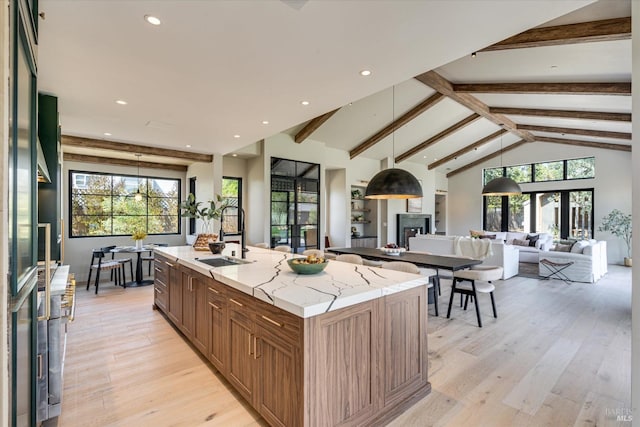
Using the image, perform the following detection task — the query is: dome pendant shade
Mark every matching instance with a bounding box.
[481,177,522,196]
[365,168,423,199]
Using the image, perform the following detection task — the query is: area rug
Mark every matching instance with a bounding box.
[518,262,540,279]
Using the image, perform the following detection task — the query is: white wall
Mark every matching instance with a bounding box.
[448,142,632,264]
[246,145,265,245]
[63,160,187,282]
[326,169,347,247]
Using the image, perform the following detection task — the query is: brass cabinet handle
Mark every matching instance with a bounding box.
[155,287,163,294]
[261,315,283,328]
[248,334,253,356]
[254,336,260,359]
[208,301,220,310]
[154,267,162,273]
[229,298,243,307]
[165,261,175,267]
[208,286,219,294]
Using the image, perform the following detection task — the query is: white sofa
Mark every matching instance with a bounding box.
[408,235,519,279]
[538,239,607,283]
[476,231,554,263]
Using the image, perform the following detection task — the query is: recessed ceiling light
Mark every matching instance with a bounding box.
[301,101,310,106]
[233,134,240,139]
[116,99,128,105]
[185,144,191,148]
[360,70,371,76]
[103,132,112,136]
[144,15,161,26]
[471,52,477,58]
[262,120,269,125]
[232,154,238,157]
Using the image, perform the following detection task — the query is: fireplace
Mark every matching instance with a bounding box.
[397,214,431,248]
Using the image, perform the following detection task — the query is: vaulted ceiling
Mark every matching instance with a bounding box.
[297,0,631,176]
[38,0,630,173]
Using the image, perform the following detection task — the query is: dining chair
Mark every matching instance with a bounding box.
[86,247,123,294]
[335,254,364,265]
[381,261,439,316]
[447,265,503,327]
[102,245,134,286]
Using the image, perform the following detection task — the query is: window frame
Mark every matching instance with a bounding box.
[221,176,243,236]
[68,169,181,238]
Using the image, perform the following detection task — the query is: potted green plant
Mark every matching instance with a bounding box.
[599,209,632,266]
[180,193,229,250]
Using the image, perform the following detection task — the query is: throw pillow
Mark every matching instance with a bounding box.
[570,240,590,254]
[527,234,540,247]
[553,243,572,252]
[470,229,485,238]
[479,234,496,239]
[513,238,530,246]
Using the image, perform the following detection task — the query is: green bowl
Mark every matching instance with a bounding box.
[286,258,329,275]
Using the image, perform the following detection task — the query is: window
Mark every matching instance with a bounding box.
[534,161,563,182]
[70,170,180,237]
[483,167,503,186]
[221,177,242,235]
[567,157,595,180]
[506,164,532,184]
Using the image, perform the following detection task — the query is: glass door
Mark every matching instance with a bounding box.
[536,192,561,240]
[270,158,319,253]
[569,190,593,239]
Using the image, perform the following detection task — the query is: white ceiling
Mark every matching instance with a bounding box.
[38,0,600,165]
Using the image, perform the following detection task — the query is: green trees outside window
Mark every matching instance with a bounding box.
[70,171,180,237]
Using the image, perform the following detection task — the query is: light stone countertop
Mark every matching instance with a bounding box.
[155,244,428,318]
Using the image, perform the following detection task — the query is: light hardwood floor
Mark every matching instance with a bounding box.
[56,266,631,427]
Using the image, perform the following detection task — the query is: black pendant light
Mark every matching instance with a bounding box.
[134,153,144,201]
[365,86,423,200]
[481,130,521,196]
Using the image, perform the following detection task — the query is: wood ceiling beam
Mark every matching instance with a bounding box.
[63,153,189,172]
[518,124,631,140]
[446,140,527,178]
[395,113,481,163]
[61,135,213,163]
[414,70,537,144]
[535,136,631,152]
[481,17,631,51]
[294,108,339,144]
[349,92,444,159]
[452,82,631,96]
[489,107,631,122]
[428,129,508,170]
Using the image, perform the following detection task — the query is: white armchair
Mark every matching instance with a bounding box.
[538,240,607,283]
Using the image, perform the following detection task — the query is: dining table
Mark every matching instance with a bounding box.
[111,245,156,287]
[327,247,483,288]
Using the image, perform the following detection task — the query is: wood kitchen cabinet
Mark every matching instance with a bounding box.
[158,258,428,427]
[153,256,169,312]
[181,267,209,354]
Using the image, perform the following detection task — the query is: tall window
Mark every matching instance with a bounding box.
[221,177,242,235]
[70,171,180,237]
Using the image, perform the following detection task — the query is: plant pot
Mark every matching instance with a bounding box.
[135,240,143,250]
[624,257,632,267]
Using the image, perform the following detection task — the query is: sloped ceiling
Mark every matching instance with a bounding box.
[37,0,602,166]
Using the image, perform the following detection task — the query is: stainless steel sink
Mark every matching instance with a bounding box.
[196,256,250,267]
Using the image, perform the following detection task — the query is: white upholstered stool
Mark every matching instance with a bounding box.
[447,266,503,327]
[335,254,364,265]
[382,261,439,316]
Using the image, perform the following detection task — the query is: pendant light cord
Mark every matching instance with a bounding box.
[392,86,395,168]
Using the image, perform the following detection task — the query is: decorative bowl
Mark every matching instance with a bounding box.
[379,247,406,256]
[286,258,329,275]
[208,241,226,254]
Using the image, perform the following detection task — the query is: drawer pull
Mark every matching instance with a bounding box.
[208,301,220,310]
[248,334,253,356]
[261,315,283,328]
[155,287,163,294]
[229,298,243,307]
[208,286,219,294]
[165,261,175,267]
[154,267,162,273]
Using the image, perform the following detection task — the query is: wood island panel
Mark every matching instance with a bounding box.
[153,253,429,427]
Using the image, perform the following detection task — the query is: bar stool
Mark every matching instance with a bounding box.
[335,254,364,265]
[447,266,503,327]
[302,249,324,258]
[274,245,292,253]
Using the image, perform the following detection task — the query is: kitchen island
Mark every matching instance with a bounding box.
[153,244,430,427]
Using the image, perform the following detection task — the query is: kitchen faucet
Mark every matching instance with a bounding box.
[219,206,247,259]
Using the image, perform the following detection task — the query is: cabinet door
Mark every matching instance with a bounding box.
[382,285,428,407]
[167,261,182,325]
[181,269,195,338]
[255,324,301,427]
[207,288,226,373]
[227,296,255,403]
[191,275,209,354]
